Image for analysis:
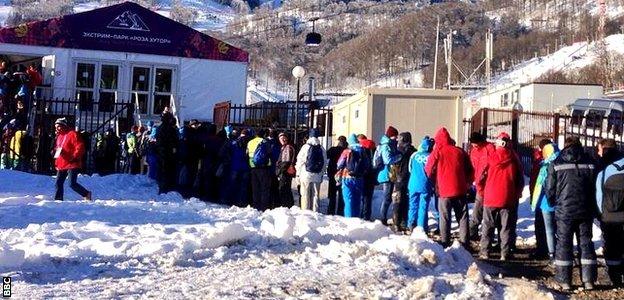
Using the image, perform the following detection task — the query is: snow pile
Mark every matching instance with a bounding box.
[0,170,549,298]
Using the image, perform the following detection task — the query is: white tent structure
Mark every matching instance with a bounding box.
[0,1,248,124]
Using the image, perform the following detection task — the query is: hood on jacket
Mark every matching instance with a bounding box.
[560,144,584,163]
[380,135,390,145]
[434,127,452,147]
[359,138,376,150]
[307,136,321,146]
[418,137,432,153]
[542,143,560,163]
[398,132,412,145]
[347,134,359,146]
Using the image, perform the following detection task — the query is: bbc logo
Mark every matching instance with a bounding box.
[2,277,10,298]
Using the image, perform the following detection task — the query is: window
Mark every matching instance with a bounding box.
[500,93,510,107]
[355,109,359,119]
[585,109,605,129]
[607,110,623,135]
[75,63,95,112]
[98,65,119,112]
[153,68,174,115]
[571,109,585,126]
[342,115,346,123]
[131,67,150,114]
[131,66,175,116]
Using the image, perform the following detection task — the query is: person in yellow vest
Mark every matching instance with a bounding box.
[246,128,272,211]
[9,127,26,170]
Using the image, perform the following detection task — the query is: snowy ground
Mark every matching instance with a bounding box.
[0,170,554,298]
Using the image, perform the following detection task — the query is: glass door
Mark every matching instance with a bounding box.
[131,66,151,115]
[153,68,174,115]
[75,62,96,111]
[98,64,119,112]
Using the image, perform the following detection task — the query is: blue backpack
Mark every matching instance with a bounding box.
[346,149,370,177]
[306,144,324,173]
[252,139,270,167]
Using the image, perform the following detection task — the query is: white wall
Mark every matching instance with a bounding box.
[531,84,603,112]
[179,58,247,122]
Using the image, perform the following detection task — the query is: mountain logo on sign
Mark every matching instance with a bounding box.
[107,11,150,31]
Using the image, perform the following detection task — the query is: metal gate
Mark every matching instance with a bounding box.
[468,107,624,174]
[30,97,135,174]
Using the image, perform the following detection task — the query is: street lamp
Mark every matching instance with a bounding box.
[292,65,306,146]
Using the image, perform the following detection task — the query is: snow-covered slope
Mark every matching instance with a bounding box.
[0,170,551,298]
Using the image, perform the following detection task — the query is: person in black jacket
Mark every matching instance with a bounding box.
[156,111,179,194]
[393,132,416,232]
[546,137,597,291]
[326,136,347,215]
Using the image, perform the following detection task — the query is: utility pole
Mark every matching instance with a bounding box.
[433,16,440,90]
[485,28,493,92]
[444,29,453,90]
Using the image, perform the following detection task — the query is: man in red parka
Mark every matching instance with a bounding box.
[425,127,473,248]
[479,132,524,261]
[53,118,92,201]
[468,132,495,240]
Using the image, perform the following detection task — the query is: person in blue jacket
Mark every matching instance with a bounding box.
[407,136,433,232]
[375,126,401,225]
[531,142,560,261]
[336,134,370,217]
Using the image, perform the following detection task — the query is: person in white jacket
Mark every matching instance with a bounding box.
[296,129,327,212]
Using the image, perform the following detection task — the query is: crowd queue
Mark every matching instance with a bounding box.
[16,107,622,291]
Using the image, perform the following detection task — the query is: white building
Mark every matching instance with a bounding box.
[477,82,604,113]
[0,2,248,123]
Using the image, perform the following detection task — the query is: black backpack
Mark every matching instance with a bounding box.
[346,149,370,177]
[306,144,324,173]
[601,162,624,223]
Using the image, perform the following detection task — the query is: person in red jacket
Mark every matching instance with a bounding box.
[53,118,92,201]
[425,127,473,247]
[479,132,524,261]
[468,132,495,240]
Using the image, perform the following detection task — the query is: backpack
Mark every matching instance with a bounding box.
[372,148,383,171]
[346,149,370,177]
[252,139,270,167]
[306,144,324,173]
[601,162,624,223]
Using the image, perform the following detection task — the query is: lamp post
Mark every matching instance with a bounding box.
[292,65,306,146]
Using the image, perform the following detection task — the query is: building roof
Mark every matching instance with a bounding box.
[0,2,248,62]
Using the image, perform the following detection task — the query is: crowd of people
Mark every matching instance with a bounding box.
[0,61,41,171]
[40,107,624,291]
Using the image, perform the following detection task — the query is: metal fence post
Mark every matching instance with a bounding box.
[553,113,560,143]
[481,108,489,136]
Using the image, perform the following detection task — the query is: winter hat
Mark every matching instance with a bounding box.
[54,117,68,127]
[469,132,486,144]
[347,134,359,146]
[497,132,511,142]
[385,126,399,138]
[309,128,319,138]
